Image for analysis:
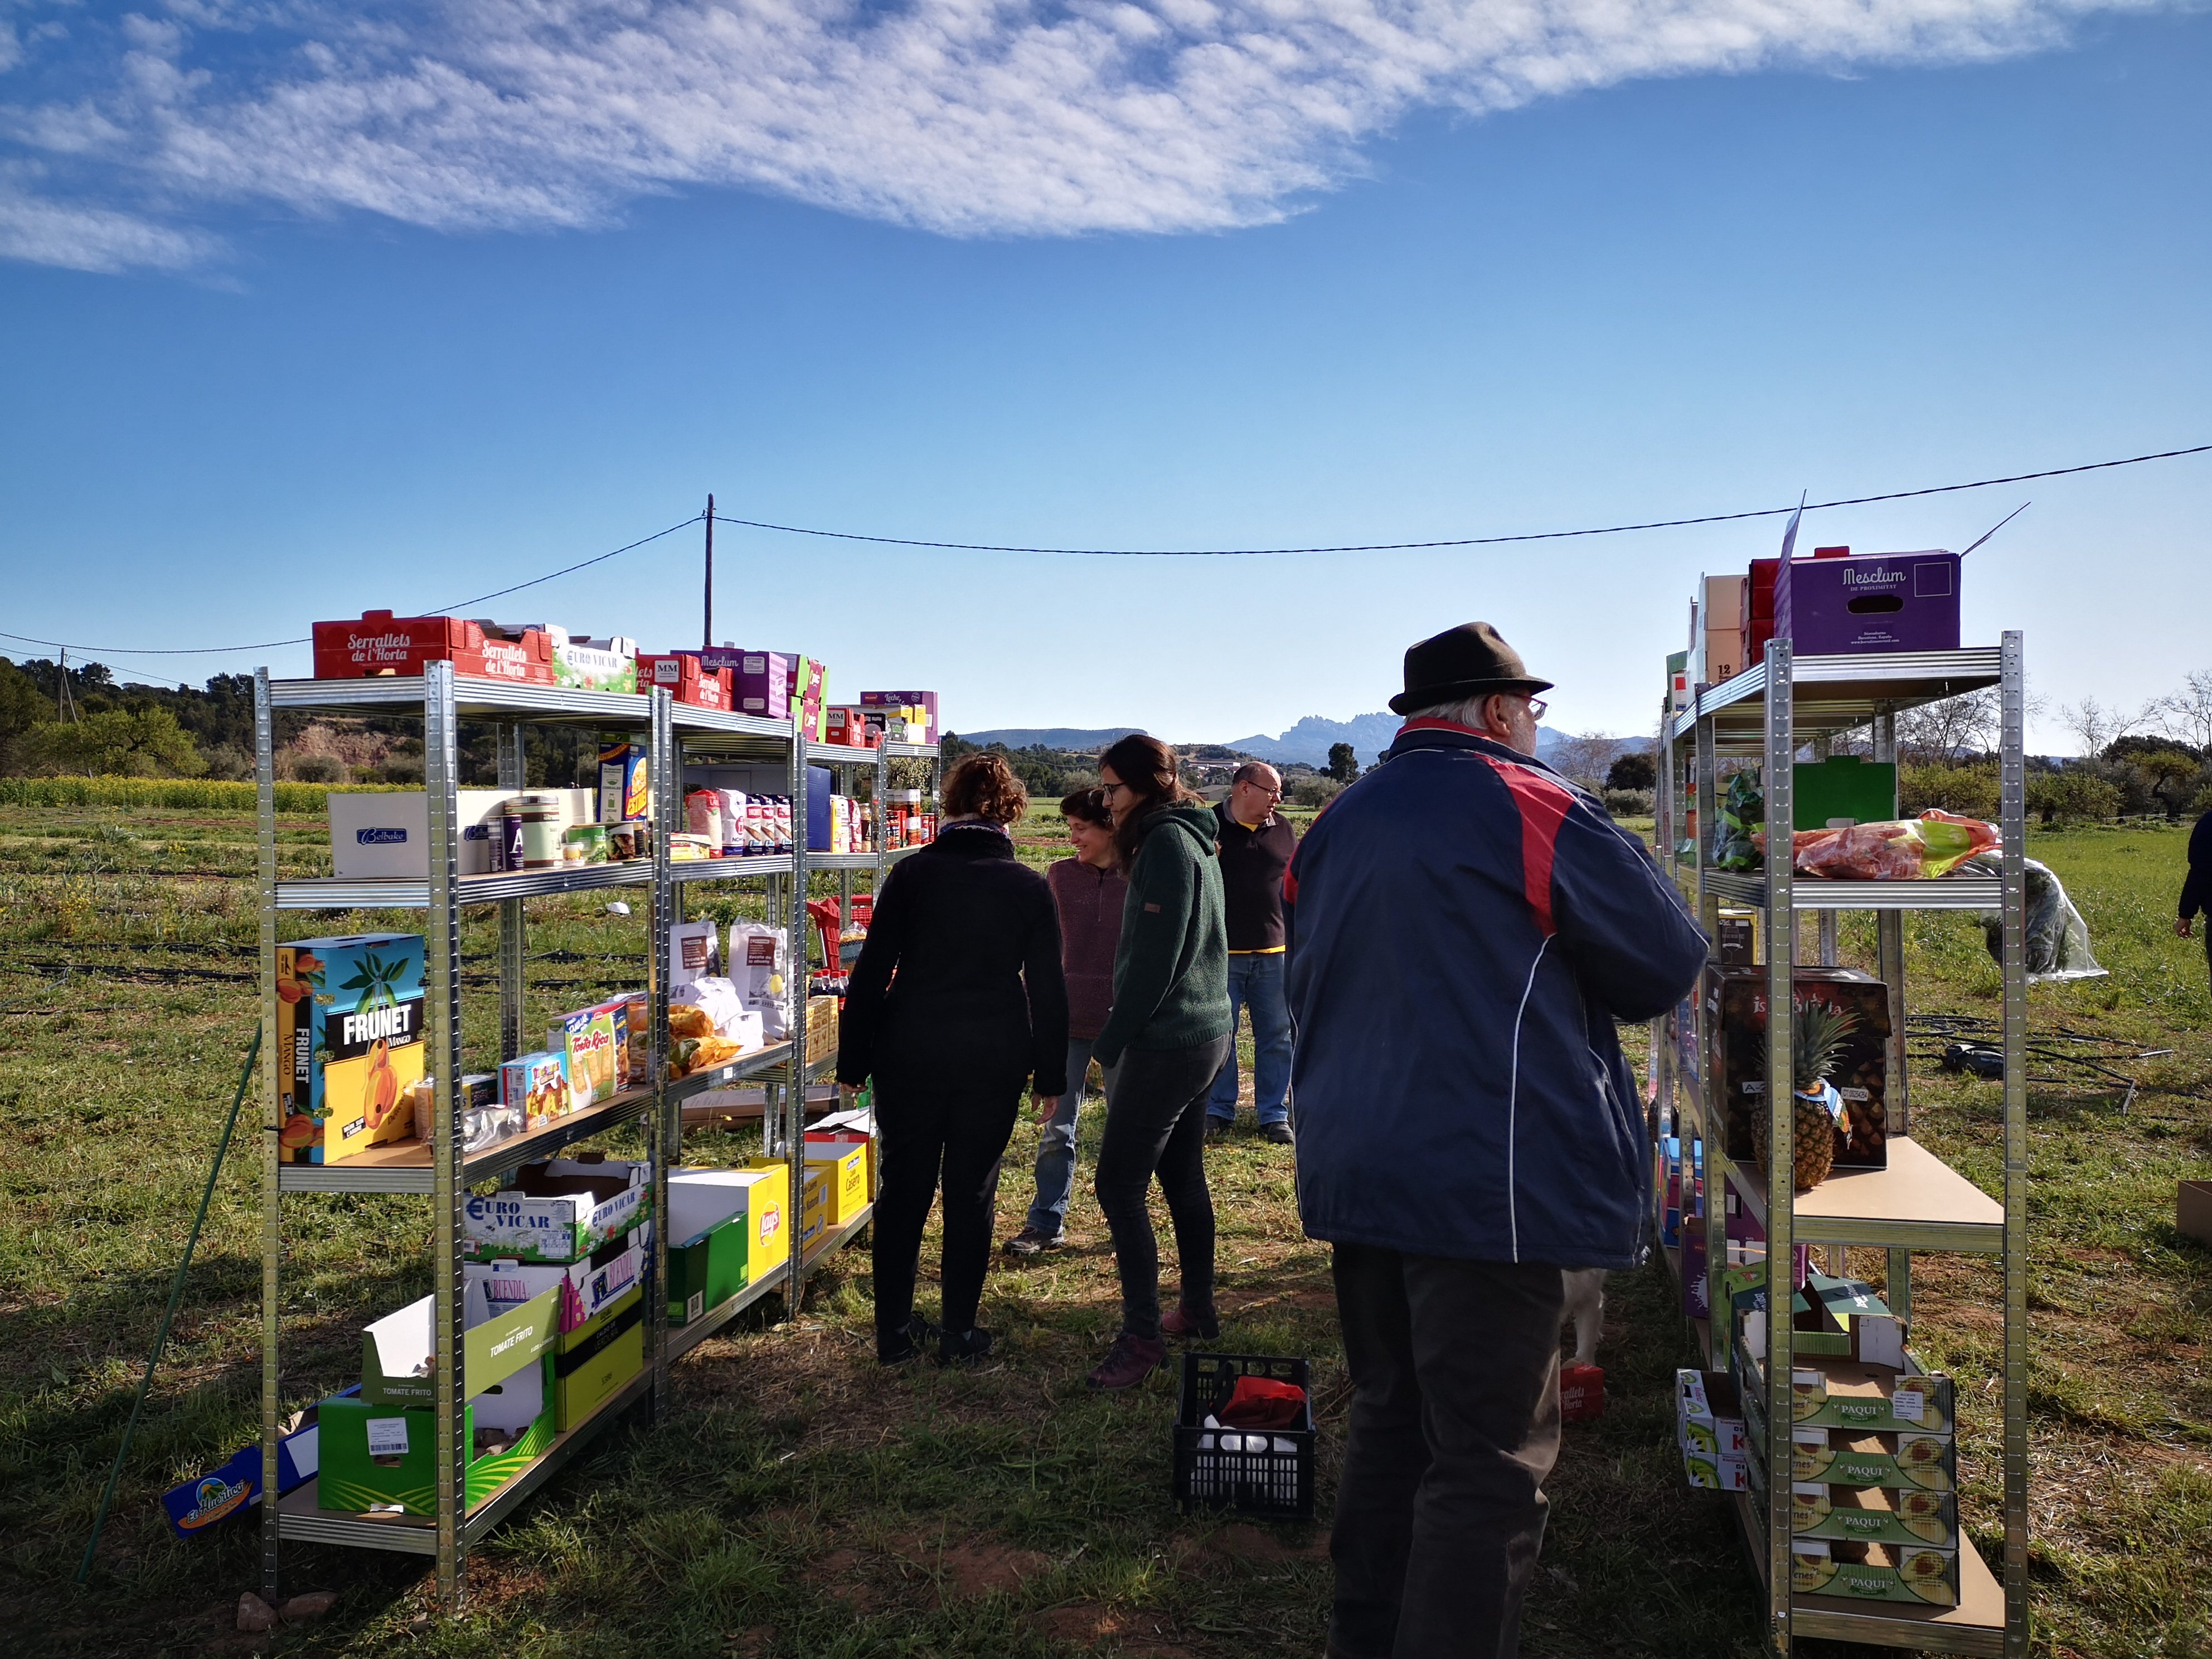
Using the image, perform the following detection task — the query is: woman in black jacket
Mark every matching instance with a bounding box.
[837,753,1069,1364]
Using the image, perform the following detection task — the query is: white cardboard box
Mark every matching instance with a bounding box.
[329,789,596,879]
[670,1166,782,1246]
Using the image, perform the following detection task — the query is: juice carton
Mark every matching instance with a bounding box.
[276,933,426,1165]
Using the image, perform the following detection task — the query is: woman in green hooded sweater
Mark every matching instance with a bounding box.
[1085,734,1234,1389]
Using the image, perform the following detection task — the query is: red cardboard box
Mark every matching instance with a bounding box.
[313,613,554,683]
[823,707,876,748]
[636,654,733,710]
[1560,1364,1605,1423]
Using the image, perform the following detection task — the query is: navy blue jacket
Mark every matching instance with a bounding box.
[1285,721,1707,1269]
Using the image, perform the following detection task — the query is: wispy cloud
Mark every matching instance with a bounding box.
[0,0,2150,270]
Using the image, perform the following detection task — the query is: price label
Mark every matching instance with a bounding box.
[367,1417,410,1457]
[1891,1386,1924,1424]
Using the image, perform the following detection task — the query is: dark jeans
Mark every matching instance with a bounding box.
[1095,1036,1231,1340]
[1328,1244,1565,1659]
[871,1076,1020,1343]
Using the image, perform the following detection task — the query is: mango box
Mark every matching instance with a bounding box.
[277,933,426,1165]
[464,1162,649,1264]
[358,1277,559,1408]
[318,1359,554,1516]
[1790,1538,1959,1608]
[804,1141,868,1224]
[552,1298,645,1429]
[1787,1427,1957,1492]
[1791,1362,1953,1434]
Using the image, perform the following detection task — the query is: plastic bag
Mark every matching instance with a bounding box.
[1784,811,2000,881]
[1970,855,2107,982]
[1711,770,1765,871]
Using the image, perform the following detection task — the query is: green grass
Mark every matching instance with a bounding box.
[2,807,2207,1657]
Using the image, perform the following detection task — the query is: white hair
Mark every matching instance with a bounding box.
[1405,694,1500,727]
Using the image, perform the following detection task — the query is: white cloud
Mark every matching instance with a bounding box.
[0,0,2157,270]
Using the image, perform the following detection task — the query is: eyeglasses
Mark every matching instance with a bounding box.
[1524,697,1548,721]
[1100,780,1133,798]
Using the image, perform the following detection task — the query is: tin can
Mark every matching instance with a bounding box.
[563,824,609,865]
[500,804,525,871]
[516,794,561,869]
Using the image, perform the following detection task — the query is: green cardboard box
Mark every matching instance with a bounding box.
[359,1278,560,1408]
[1792,756,1899,832]
[1791,1538,1960,1608]
[1793,1482,1957,1548]
[668,1215,750,1324]
[318,1358,554,1515]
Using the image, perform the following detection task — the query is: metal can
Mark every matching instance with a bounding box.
[563,824,609,865]
[516,794,561,869]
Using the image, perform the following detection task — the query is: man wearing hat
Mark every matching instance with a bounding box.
[1284,623,1706,1659]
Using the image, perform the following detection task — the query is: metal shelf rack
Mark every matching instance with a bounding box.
[1650,637,2028,1658]
[253,663,938,1606]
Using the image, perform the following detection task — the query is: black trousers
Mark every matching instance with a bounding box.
[1328,1244,1566,1659]
[871,1075,1021,1343]
[1094,1035,1231,1340]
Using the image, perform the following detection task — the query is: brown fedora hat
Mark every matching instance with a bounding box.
[1389,622,1554,716]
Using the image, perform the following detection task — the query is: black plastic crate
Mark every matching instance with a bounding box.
[1173,1352,1315,1520]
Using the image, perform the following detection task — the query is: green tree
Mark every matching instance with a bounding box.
[25,707,206,778]
[1326,742,1359,784]
[0,658,47,773]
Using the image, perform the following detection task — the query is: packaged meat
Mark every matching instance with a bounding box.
[1785,812,1998,881]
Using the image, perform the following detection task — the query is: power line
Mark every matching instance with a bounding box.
[4,441,2204,662]
[709,442,2211,555]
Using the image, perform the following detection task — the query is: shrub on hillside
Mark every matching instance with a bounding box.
[1289,776,1342,808]
[2026,770,2122,824]
[1603,789,1656,817]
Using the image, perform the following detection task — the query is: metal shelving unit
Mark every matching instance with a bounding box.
[253,663,938,1606]
[1651,636,2028,1658]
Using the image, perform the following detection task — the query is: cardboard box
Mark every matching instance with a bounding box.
[1776,551,1962,656]
[668,1167,789,1321]
[1676,1369,1750,1491]
[160,1396,337,1537]
[1793,1482,1957,1548]
[1560,1364,1605,1423]
[551,1298,644,1428]
[278,933,425,1165]
[672,1163,778,1244]
[1793,757,1899,832]
[2177,1180,2212,1246]
[1666,651,1690,713]
[1708,966,1891,1172]
[598,736,649,823]
[546,1000,627,1106]
[312,612,554,683]
[722,650,792,720]
[1717,908,1758,967]
[328,790,513,879]
[318,1360,554,1515]
[637,653,733,710]
[463,1162,649,1263]
[501,1050,572,1131]
[804,1140,868,1224]
[358,1277,560,1408]
[1790,1538,1959,1607]
[1786,1359,1953,1434]
[543,629,637,693]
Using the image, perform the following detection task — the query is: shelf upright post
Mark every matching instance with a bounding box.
[1998,631,2030,1656]
[497,724,527,1060]
[1695,700,1725,1335]
[255,669,284,1605]
[649,688,676,1417]
[423,660,468,1606]
[1760,637,1797,1658]
[1872,710,1912,1321]
[785,716,809,1305]
[1651,709,1677,1167]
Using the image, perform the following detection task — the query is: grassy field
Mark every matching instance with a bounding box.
[2,803,2206,1658]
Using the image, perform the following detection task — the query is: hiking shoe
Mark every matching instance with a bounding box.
[1205,1119,1231,1144]
[878,1314,939,1366]
[939,1326,995,1366]
[1261,1123,1295,1146]
[1161,1304,1219,1341]
[1087,1331,1166,1390]
[1002,1226,1066,1257]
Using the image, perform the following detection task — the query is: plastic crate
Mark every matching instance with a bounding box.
[1173,1352,1315,1520]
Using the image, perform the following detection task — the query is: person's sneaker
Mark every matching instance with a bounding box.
[1161,1304,1219,1341]
[938,1326,995,1366]
[1087,1331,1167,1390]
[878,1313,939,1365]
[1261,1123,1296,1146]
[1002,1226,1066,1257]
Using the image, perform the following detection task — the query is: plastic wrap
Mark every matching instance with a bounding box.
[1712,771,1765,871]
[1970,855,2107,982]
[1783,811,2000,881]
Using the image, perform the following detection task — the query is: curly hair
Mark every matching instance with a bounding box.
[941,751,1030,825]
[1096,734,1200,867]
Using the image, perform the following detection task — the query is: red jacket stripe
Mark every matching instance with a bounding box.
[1393,719,1575,937]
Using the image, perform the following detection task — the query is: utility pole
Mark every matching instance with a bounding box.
[57,647,80,722]
[703,494,715,648]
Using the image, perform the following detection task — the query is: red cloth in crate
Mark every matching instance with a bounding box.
[1217,1375,1308,1430]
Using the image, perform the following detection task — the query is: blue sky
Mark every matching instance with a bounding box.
[2,1,2206,751]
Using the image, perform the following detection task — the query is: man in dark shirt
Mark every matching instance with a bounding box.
[2178,805,2212,997]
[1206,762,1299,1145]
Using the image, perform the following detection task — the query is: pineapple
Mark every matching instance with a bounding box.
[1788,997,1857,1190]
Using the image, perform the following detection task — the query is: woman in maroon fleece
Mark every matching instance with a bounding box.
[1002,788,1127,1255]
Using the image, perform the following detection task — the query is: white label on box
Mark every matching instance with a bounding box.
[1891,1386,1924,1423]
[367,1417,410,1457]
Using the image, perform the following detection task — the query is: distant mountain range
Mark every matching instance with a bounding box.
[958,714,1598,770]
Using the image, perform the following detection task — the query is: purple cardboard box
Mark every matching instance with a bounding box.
[703,649,791,719]
[1775,551,1961,654]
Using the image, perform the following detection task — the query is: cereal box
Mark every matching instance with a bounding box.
[502,1050,572,1130]
[276,933,426,1165]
